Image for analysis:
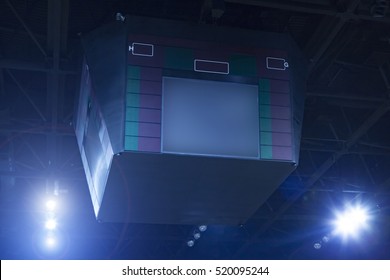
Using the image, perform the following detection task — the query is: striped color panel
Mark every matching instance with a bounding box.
[258,78,293,161]
[125,65,162,152]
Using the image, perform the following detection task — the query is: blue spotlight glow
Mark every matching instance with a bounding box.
[333,204,369,239]
[313,242,321,249]
[198,225,207,232]
[32,229,70,258]
[45,199,57,212]
[322,235,330,243]
[187,240,195,247]
[193,231,201,240]
[45,218,57,230]
[45,236,57,248]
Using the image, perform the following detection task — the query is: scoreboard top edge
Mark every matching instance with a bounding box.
[122,16,296,52]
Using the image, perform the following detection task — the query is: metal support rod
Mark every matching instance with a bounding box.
[340,107,353,135]
[0,58,77,74]
[6,70,47,122]
[303,0,360,73]
[225,0,337,16]
[0,170,84,180]
[278,185,390,195]
[306,91,387,103]
[22,137,47,169]
[307,19,346,73]
[46,0,68,176]
[301,146,390,156]
[0,68,5,98]
[224,0,390,22]
[0,124,74,136]
[359,154,376,186]
[328,122,340,141]
[5,0,48,58]
[334,60,379,71]
[345,103,390,148]
[359,141,390,150]
[307,0,360,72]
[0,25,46,40]
[315,28,360,83]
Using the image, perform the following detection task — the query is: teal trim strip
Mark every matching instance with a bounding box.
[126,93,140,108]
[126,79,140,94]
[125,136,138,151]
[126,107,139,122]
[127,66,140,80]
[261,145,272,159]
[259,78,270,92]
[125,122,139,136]
[164,47,193,70]
[260,132,272,145]
[259,105,271,118]
[260,118,272,131]
[229,54,257,76]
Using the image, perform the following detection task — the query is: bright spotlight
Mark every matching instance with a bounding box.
[45,219,57,230]
[32,229,70,258]
[45,236,56,248]
[45,200,56,211]
[333,204,369,239]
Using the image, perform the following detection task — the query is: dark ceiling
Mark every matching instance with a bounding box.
[1,0,390,260]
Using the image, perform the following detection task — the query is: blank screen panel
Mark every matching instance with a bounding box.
[162,77,259,158]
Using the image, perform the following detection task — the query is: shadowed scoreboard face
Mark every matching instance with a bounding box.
[126,33,293,162]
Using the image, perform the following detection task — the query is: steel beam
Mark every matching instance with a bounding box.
[5,0,47,58]
[0,25,46,40]
[227,0,362,76]
[224,0,390,22]
[0,58,76,74]
[0,122,74,136]
[0,68,5,98]
[46,0,69,178]
[306,91,386,102]
[306,0,360,72]
[334,59,379,71]
[359,154,377,186]
[21,137,46,169]
[306,91,387,108]
[225,0,338,16]
[0,170,83,180]
[6,70,47,122]
[301,145,390,156]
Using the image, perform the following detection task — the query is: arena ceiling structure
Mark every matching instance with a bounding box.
[1,0,390,259]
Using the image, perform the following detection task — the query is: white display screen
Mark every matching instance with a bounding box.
[162,77,259,158]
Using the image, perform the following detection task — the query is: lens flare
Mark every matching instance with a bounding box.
[333,204,369,239]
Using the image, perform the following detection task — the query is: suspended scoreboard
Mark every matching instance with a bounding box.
[76,17,306,224]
